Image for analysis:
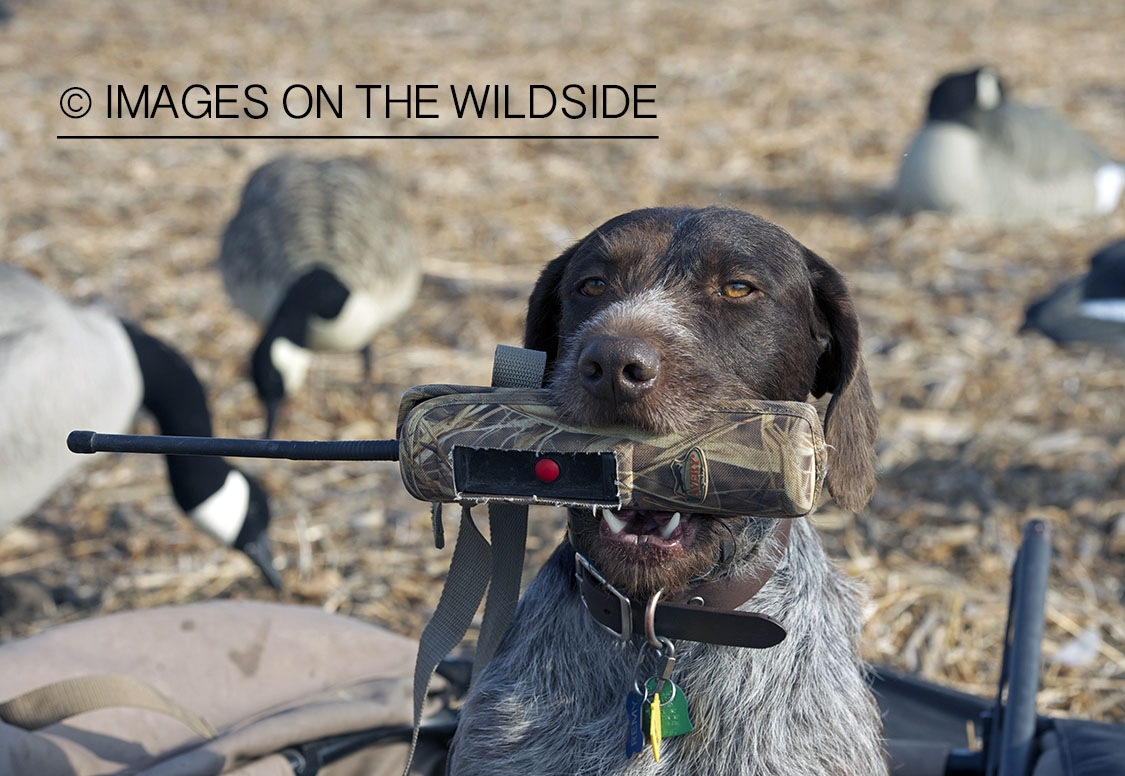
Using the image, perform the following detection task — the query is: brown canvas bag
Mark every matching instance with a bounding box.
[0,601,445,775]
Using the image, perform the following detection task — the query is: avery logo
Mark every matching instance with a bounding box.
[671,447,708,503]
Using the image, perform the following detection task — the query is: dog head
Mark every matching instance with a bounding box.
[524,206,877,598]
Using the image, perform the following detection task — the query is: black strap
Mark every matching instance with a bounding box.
[577,576,786,648]
[574,519,792,649]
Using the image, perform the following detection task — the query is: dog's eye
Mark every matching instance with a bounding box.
[580,278,607,297]
[720,282,756,299]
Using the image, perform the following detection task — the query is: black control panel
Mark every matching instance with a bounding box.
[452,447,618,502]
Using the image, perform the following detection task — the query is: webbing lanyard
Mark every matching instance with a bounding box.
[402,345,545,775]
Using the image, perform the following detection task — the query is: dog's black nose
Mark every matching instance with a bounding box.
[578,336,660,403]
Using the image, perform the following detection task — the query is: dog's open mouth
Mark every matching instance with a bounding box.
[579,506,721,597]
[598,507,700,556]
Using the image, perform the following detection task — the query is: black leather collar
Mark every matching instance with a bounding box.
[572,518,791,649]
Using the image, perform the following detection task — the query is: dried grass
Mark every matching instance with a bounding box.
[0,0,1122,723]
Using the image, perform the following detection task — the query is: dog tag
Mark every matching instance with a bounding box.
[624,690,646,757]
[649,691,662,762]
[642,678,694,739]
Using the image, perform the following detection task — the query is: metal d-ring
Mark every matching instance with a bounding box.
[631,641,653,696]
[644,589,665,649]
[652,637,676,696]
[655,677,677,705]
[630,638,679,697]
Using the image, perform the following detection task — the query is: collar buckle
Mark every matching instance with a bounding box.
[575,552,632,640]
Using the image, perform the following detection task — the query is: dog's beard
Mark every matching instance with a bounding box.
[569,507,744,600]
[551,294,775,598]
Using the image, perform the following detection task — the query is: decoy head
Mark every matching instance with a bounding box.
[1019,295,1049,335]
[231,471,283,590]
[248,268,349,438]
[927,65,1006,124]
[251,333,311,438]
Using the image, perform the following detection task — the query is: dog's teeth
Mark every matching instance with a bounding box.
[602,508,627,535]
[660,512,681,539]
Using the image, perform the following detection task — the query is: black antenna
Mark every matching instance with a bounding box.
[67,430,399,462]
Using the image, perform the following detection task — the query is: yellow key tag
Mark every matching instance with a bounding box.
[650,691,663,762]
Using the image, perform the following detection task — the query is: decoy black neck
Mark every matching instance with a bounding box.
[1088,242,1125,299]
[927,67,1005,127]
[263,267,351,349]
[251,268,351,435]
[121,320,230,512]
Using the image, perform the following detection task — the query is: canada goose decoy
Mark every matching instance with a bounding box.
[895,66,1125,223]
[0,263,281,589]
[217,156,420,438]
[1022,239,1125,346]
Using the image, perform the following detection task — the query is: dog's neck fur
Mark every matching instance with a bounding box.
[450,517,887,775]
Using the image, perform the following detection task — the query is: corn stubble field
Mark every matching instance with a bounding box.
[1,0,1123,722]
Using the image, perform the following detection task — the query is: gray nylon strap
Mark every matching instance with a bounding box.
[473,502,529,682]
[403,506,491,775]
[402,346,545,775]
[472,345,543,681]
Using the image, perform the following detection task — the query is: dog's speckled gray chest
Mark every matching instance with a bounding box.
[450,520,888,776]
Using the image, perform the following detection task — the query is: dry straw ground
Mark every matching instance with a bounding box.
[1,0,1122,724]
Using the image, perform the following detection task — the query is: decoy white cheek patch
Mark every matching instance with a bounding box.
[190,470,250,545]
[976,69,1001,110]
[1094,164,1125,215]
[270,337,313,394]
[1080,299,1125,323]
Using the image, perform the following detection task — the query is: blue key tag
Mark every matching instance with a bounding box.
[625,689,646,757]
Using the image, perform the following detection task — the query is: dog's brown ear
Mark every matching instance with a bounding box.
[804,248,878,511]
[523,242,580,364]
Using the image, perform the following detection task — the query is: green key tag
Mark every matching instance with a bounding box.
[641,678,694,739]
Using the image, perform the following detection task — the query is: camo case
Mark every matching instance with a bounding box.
[396,386,827,518]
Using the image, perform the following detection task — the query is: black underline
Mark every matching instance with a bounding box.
[56,134,660,140]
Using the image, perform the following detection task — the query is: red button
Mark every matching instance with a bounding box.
[534,458,560,482]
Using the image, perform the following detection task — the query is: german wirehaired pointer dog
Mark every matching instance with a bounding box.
[450,206,885,775]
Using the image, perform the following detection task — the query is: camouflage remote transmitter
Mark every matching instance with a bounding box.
[68,352,827,519]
